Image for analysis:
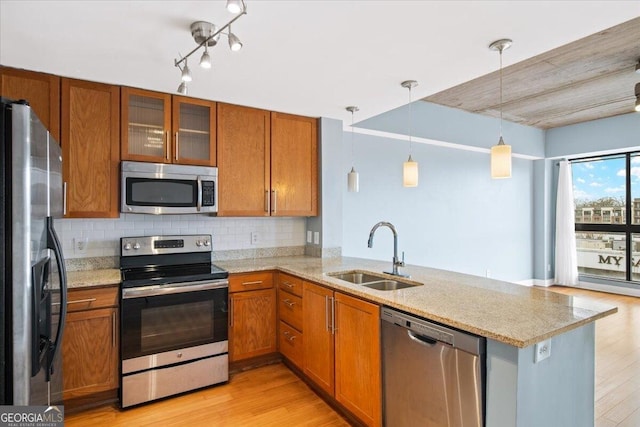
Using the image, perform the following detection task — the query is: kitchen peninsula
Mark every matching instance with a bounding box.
[68,255,616,427]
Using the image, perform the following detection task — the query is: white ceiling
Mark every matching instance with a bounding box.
[1,1,638,124]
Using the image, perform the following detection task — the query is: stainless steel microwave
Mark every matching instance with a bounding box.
[121,161,218,214]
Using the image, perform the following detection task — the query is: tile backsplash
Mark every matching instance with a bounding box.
[57,214,307,259]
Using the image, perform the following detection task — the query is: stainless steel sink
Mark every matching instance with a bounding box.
[327,271,384,284]
[327,270,422,291]
[362,280,417,291]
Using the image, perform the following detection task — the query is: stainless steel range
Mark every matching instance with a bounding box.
[119,234,229,408]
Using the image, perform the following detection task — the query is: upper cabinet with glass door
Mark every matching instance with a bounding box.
[121,87,216,166]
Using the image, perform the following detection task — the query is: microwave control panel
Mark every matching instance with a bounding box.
[202,181,215,206]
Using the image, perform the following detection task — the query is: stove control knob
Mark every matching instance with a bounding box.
[196,240,203,247]
[123,242,132,251]
[204,240,210,246]
[133,242,141,250]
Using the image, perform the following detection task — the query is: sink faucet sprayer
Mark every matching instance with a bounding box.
[367,221,408,277]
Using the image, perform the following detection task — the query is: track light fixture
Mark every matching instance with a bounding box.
[636,59,640,74]
[174,1,247,93]
[635,82,640,112]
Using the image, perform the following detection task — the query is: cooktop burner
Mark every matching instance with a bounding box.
[119,235,228,288]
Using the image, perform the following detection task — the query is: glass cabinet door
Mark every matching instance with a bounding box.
[121,88,171,162]
[172,96,217,166]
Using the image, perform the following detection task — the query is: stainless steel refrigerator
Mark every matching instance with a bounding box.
[0,98,67,406]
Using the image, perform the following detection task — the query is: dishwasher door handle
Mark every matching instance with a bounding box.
[407,330,438,346]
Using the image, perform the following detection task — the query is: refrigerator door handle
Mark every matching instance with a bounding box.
[45,216,67,381]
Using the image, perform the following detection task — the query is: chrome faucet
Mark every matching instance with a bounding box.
[367,221,408,277]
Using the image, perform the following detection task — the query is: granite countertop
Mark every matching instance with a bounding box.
[66,255,617,348]
[67,269,120,288]
[216,256,617,348]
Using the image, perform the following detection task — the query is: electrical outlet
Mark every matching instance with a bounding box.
[250,232,258,245]
[547,264,551,272]
[74,236,89,254]
[313,232,320,245]
[534,339,551,363]
[307,230,312,243]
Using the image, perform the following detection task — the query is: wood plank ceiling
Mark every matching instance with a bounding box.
[424,17,640,129]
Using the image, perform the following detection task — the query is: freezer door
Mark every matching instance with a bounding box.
[10,103,57,405]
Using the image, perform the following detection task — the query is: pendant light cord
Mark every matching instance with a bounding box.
[499,47,503,140]
[350,109,355,167]
[408,85,413,155]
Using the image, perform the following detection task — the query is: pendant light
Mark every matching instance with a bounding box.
[401,80,418,187]
[346,106,359,192]
[489,39,512,179]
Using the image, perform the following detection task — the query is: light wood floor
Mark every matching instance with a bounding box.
[65,286,639,427]
[64,363,349,426]
[551,286,640,427]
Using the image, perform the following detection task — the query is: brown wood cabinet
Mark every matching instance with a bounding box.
[61,78,120,218]
[270,112,318,216]
[121,88,216,166]
[334,292,381,427]
[229,272,277,362]
[302,281,381,427]
[0,66,60,140]
[62,286,119,405]
[302,281,335,395]
[277,272,305,368]
[217,104,318,217]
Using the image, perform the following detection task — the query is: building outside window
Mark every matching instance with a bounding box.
[572,153,640,284]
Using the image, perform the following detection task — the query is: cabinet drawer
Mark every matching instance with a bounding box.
[278,291,303,331]
[64,286,119,312]
[279,321,303,368]
[278,272,303,297]
[229,271,274,293]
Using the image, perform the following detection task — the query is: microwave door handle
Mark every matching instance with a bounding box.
[197,176,202,212]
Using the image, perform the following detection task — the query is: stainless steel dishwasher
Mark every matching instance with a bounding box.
[381,307,486,427]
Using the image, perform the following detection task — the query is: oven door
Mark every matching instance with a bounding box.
[120,280,228,360]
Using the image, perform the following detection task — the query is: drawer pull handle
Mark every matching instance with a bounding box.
[52,297,98,306]
[283,299,296,308]
[177,352,183,358]
[282,281,294,288]
[283,331,296,342]
[242,280,263,286]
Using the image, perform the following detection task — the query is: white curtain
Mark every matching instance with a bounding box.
[555,160,579,285]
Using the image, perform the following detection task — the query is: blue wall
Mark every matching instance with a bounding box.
[546,112,640,158]
[341,101,543,282]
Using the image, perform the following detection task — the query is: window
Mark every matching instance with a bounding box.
[572,153,640,284]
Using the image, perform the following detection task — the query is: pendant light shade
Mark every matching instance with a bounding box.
[348,166,359,192]
[490,137,512,179]
[346,106,360,193]
[403,155,419,187]
[401,80,419,187]
[489,39,512,179]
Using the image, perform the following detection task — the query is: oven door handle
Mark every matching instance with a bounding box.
[122,280,229,299]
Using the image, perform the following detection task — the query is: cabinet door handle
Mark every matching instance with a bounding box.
[53,297,97,306]
[112,311,116,348]
[242,280,263,286]
[63,182,67,216]
[175,132,179,161]
[271,190,277,214]
[265,190,271,213]
[330,296,336,334]
[165,131,170,161]
[325,295,330,332]
[229,298,234,328]
[283,299,296,308]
